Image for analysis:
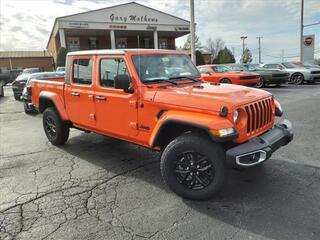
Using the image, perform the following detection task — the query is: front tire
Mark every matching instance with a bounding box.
[160,133,225,200]
[291,73,304,85]
[43,107,69,145]
[14,94,20,101]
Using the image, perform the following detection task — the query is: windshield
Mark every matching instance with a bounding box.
[211,65,231,73]
[282,62,297,69]
[229,65,245,71]
[132,54,200,83]
[16,73,30,81]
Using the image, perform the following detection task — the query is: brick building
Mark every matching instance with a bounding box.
[47,2,190,63]
[0,51,54,71]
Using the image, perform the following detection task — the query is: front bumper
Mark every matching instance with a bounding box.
[309,74,320,82]
[226,120,293,167]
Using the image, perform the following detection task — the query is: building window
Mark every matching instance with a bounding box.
[89,37,97,49]
[73,59,92,85]
[67,37,80,51]
[159,38,168,49]
[116,38,127,49]
[100,58,129,88]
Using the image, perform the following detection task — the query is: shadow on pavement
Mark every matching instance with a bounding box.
[59,132,319,240]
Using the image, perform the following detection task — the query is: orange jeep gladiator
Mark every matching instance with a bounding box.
[31,49,293,200]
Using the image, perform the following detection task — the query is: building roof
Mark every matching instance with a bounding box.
[47,2,190,49]
[0,51,52,58]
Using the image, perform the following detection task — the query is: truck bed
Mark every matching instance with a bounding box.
[31,78,65,110]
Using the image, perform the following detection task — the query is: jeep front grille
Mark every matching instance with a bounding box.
[245,98,273,134]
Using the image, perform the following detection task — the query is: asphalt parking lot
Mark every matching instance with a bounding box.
[0,84,320,240]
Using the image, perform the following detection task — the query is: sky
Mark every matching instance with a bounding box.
[0,0,319,63]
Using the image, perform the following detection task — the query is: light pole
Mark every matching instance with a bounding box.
[300,0,304,62]
[240,36,247,63]
[256,36,263,64]
[190,0,196,64]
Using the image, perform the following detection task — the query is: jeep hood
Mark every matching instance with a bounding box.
[153,83,272,113]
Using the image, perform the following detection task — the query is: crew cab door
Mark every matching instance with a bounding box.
[94,56,138,137]
[65,56,96,127]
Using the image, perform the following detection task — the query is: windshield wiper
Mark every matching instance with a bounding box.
[142,79,178,85]
[168,76,201,82]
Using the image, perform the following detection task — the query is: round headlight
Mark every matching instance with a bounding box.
[233,110,239,123]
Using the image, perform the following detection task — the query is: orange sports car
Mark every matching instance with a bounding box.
[197,64,260,85]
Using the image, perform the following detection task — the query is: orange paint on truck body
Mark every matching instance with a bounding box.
[32,50,276,148]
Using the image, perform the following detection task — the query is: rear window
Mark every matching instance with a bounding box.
[73,59,92,85]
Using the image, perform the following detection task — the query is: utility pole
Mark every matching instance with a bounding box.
[282,49,285,62]
[300,0,304,62]
[232,47,235,57]
[256,36,263,64]
[240,36,247,63]
[190,0,196,64]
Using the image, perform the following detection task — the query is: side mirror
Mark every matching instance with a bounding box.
[114,75,133,93]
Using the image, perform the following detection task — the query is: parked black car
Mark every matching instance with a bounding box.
[12,73,30,100]
[229,64,289,87]
[22,72,65,113]
[0,69,23,86]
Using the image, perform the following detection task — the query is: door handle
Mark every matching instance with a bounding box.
[71,92,80,96]
[95,96,107,101]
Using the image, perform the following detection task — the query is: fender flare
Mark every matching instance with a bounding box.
[149,110,236,147]
[39,91,69,120]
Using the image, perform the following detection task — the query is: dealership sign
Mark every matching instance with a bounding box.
[302,35,315,63]
[109,14,158,23]
[304,37,313,46]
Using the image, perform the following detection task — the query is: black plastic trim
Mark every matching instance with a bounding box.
[275,107,283,117]
[151,119,238,148]
[226,119,293,167]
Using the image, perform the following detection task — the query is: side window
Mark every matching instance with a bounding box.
[100,58,129,88]
[73,59,92,85]
[198,67,208,73]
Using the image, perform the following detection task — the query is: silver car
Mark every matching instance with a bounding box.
[261,62,320,84]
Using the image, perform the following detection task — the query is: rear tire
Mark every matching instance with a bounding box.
[43,107,69,145]
[220,78,232,84]
[256,77,265,88]
[160,133,225,200]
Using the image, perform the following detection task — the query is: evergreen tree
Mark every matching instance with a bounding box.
[241,47,253,64]
[195,50,205,66]
[212,47,235,64]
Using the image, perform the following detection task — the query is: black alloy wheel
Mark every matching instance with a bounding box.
[44,115,57,140]
[174,151,214,190]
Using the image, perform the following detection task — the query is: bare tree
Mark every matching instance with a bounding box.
[205,37,225,63]
[183,34,203,50]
